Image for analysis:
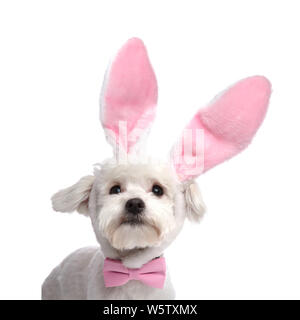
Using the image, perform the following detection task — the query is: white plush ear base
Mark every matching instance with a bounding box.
[184,181,206,222]
[51,175,95,216]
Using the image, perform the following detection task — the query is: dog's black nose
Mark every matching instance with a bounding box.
[125,198,145,215]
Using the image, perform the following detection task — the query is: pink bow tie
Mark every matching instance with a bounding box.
[103,257,166,289]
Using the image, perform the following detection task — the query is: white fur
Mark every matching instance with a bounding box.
[42,160,205,300]
[184,182,206,222]
[51,175,95,216]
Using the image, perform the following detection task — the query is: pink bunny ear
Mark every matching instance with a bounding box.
[171,76,272,181]
[100,38,158,155]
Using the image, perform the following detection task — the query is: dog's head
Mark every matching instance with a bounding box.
[51,38,271,258]
[93,161,183,251]
[52,160,205,252]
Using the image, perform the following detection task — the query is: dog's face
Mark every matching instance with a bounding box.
[51,160,206,254]
[94,162,179,250]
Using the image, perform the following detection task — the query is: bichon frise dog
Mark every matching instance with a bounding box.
[42,38,271,300]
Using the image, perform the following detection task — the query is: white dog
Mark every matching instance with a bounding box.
[42,38,271,300]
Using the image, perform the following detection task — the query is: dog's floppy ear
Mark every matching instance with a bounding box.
[170,76,272,181]
[100,38,158,157]
[51,175,95,216]
[184,181,206,222]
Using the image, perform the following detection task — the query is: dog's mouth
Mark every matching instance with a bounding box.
[103,214,164,251]
[120,214,144,226]
[119,214,162,240]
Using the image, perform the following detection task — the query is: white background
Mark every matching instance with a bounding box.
[0,0,299,299]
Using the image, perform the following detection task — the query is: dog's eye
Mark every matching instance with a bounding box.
[152,184,164,196]
[109,185,121,195]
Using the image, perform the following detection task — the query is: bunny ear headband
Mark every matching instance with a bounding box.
[100,38,271,181]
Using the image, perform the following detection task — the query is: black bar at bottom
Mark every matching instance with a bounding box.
[0,300,298,319]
